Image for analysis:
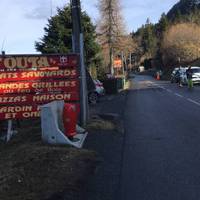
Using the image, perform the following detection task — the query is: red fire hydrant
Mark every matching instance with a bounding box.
[62,103,77,140]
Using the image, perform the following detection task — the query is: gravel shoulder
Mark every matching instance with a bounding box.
[83,91,128,199]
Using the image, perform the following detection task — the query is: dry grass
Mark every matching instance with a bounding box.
[0,119,97,200]
[86,113,123,133]
[87,118,116,131]
[162,23,200,65]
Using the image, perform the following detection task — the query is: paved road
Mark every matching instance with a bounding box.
[118,75,200,200]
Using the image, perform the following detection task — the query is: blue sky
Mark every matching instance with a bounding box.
[0,0,179,54]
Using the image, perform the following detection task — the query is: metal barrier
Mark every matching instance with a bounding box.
[40,101,88,148]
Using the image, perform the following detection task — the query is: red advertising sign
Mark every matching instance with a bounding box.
[0,54,78,70]
[0,105,40,119]
[0,80,79,94]
[113,59,122,68]
[0,68,78,82]
[0,103,80,120]
[0,54,80,120]
[0,92,79,105]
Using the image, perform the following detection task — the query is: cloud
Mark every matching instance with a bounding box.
[0,0,180,53]
[24,4,51,20]
[14,0,69,20]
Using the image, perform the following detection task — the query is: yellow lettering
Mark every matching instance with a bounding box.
[27,57,38,67]
[6,106,32,113]
[37,57,49,68]
[16,57,28,69]
[71,81,76,87]
[4,58,17,69]
[23,111,40,118]
[0,83,29,90]
[5,113,16,119]
[71,70,77,76]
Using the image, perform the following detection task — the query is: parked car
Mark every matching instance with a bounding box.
[86,69,105,104]
[180,66,200,85]
[88,79,105,104]
[86,70,97,104]
[94,79,105,96]
[88,90,98,104]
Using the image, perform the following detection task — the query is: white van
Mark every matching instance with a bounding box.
[180,66,200,84]
[138,66,145,72]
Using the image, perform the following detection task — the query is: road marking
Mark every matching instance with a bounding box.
[157,86,165,89]
[149,82,165,89]
[174,93,183,98]
[151,83,157,86]
[187,98,200,106]
[146,80,200,107]
[166,89,172,93]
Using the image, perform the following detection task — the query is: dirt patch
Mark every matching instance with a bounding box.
[86,114,122,133]
[87,115,117,132]
[86,118,115,131]
[0,119,97,200]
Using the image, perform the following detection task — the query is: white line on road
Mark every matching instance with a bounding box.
[174,93,183,98]
[166,89,172,93]
[187,98,200,106]
[151,83,157,87]
[158,86,165,89]
[149,82,165,89]
[145,80,200,107]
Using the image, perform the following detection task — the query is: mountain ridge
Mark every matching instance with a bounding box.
[167,0,200,19]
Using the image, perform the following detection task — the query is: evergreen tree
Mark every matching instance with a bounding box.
[141,19,157,58]
[158,13,169,35]
[35,5,101,68]
[168,0,200,21]
[174,9,182,23]
[132,0,200,69]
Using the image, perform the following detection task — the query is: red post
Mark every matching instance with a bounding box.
[62,103,77,140]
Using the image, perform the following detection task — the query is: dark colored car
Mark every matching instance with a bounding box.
[86,70,98,104]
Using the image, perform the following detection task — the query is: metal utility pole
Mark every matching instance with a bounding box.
[71,0,88,126]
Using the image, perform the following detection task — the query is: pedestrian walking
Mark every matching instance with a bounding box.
[176,66,182,87]
[186,66,193,89]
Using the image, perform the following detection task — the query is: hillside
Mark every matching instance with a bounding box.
[167,0,200,20]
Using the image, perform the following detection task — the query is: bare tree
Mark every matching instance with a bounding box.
[161,23,200,66]
[96,0,127,74]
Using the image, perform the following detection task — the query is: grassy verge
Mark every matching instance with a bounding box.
[0,119,97,200]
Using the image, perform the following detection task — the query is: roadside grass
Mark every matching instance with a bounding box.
[0,119,97,200]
